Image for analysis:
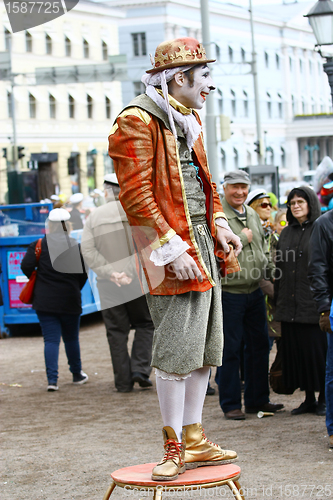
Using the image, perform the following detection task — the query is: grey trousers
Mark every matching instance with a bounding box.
[101,294,154,391]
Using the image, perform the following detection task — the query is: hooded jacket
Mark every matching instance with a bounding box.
[308,209,333,313]
[274,186,321,324]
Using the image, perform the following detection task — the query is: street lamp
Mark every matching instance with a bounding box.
[304,0,333,107]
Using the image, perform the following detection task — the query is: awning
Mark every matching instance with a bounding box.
[31,153,58,163]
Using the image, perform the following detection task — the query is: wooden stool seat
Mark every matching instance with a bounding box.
[103,463,245,500]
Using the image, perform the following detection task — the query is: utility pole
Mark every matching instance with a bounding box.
[249,0,264,164]
[200,0,219,185]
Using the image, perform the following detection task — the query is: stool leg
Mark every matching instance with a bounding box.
[102,481,116,500]
[153,488,162,500]
[234,480,245,500]
[227,480,244,500]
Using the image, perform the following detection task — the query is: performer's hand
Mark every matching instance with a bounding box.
[110,272,132,287]
[241,227,253,244]
[216,227,242,257]
[319,311,332,333]
[169,252,203,282]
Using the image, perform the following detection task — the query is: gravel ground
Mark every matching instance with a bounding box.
[1,313,332,500]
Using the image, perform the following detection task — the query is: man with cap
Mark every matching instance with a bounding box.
[81,173,154,392]
[69,193,84,230]
[215,170,283,420]
[108,37,242,480]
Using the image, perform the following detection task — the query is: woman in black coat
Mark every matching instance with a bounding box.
[21,209,88,392]
[275,186,327,415]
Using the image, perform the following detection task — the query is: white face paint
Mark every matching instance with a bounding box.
[177,64,216,109]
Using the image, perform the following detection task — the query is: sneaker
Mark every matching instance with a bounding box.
[47,384,59,392]
[73,371,89,385]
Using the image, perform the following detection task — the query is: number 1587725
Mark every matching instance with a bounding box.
[5,2,62,14]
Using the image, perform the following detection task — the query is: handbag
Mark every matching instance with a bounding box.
[269,339,294,395]
[19,239,42,305]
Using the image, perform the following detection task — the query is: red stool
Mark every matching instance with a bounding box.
[102,463,245,500]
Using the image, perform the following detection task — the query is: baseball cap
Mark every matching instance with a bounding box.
[246,189,269,206]
[49,208,71,222]
[70,193,84,204]
[104,173,119,185]
[223,170,251,185]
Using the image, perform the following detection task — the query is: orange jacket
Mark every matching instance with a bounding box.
[108,95,229,295]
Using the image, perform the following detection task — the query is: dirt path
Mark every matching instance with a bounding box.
[1,314,332,500]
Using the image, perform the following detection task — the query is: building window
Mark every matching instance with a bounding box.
[218,89,223,114]
[275,53,280,70]
[228,46,233,63]
[302,98,306,114]
[309,60,313,74]
[243,90,248,117]
[102,41,108,61]
[49,94,56,119]
[289,56,293,72]
[311,97,316,114]
[277,93,283,118]
[291,95,295,116]
[299,59,303,73]
[220,148,226,171]
[281,147,286,169]
[105,96,111,119]
[215,44,221,61]
[5,27,11,51]
[264,51,269,68]
[87,94,93,119]
[69,94,75,118]
[241,48,246,62]
[45,33,52,55]
[132,32,147,57]
[7,91,12,118]
[65,36,71,57]
[83,38,89,59]
[29,93,36,118]
[231,89,236,117]
[267,92,272,118]
[233,148,239,169]
[26,31,32,52]
[133,81,145,96]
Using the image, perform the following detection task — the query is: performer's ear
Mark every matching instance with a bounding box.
[174,71,185,87]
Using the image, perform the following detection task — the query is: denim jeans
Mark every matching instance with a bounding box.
[37,312,82,385]
[215,288,270,413]
[326,332,333,436]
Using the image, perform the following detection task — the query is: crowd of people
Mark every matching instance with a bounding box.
[17,36,333,482]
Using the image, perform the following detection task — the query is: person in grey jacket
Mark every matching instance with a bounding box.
[81,174,154,392]
[215,170,283,420]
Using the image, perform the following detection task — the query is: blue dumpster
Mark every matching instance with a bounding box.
[0,203,98,336]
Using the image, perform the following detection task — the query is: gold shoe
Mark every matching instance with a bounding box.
[184,422,237,469]
[151,426,186,481]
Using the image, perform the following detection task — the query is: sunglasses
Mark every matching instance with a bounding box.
[289,199,306,207]
[260,202,272,208]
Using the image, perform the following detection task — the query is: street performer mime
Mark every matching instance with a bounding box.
[108,37,242,481]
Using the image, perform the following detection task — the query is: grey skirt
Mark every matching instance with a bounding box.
[146,223,223,375]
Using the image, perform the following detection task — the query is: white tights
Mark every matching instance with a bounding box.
[155,366,210,442]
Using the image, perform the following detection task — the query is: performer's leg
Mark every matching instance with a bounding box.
[152,373,186,481]
[182,365,238,468]
[183,366,210,425]
[155,374,186,442]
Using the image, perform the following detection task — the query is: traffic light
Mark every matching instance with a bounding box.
[17,146,25,159]
[254,139,264,157]
[2,148,7,158]
[219,114,232,141]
